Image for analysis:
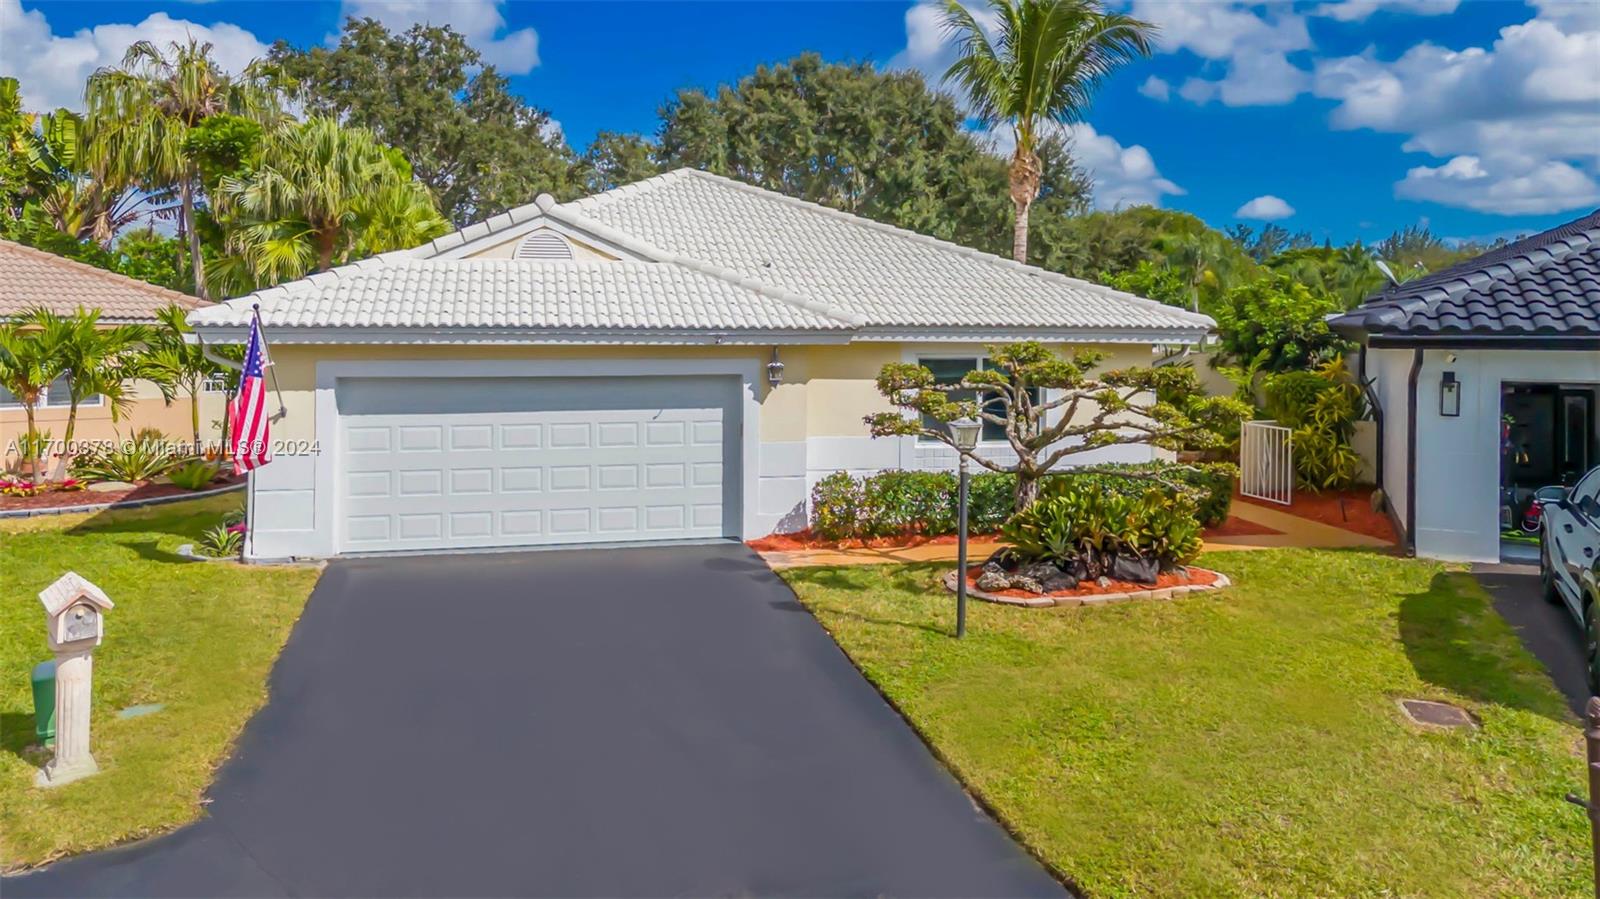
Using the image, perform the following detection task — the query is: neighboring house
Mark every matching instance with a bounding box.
[0,239,221,470]
[187,168,1214,560]
[1330,209,1600,563]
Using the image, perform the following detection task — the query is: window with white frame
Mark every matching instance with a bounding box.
[916,356,1041,443]
[0,374,102,409]
[202,372,234,393]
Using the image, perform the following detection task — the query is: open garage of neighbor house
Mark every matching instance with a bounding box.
[187,169,1214,560]
[1333,209,1600,563]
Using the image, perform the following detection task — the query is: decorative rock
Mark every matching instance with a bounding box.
[1040,573,1080,593]
[975,571,1011,592]
[1016,561,1060,583]
[982,548,1020,573]
[1011,576,1045,594]
[86,481,134,494]
[1095,576,1112,589]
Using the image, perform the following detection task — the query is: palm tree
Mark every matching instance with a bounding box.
[144,304,225,449]
[30,308,149,454]
[219,118,448,285]
[15,108,150,246]
[941,0,1155,263]
[0,312,68,476]
[86,38,280,299]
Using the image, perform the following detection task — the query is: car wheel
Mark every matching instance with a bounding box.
[1541,535,1563,605]
[1587,604,1600,697]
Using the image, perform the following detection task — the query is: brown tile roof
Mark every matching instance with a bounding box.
[0,239,207,322]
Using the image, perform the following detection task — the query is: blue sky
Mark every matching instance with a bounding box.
[5,0,1598,246]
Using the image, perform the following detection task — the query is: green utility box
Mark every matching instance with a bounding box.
[31,660,55,747]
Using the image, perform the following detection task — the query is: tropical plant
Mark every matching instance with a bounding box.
[19,308,148,455]
[866,341,1248,512]
[143,304,228,448]
[196,521,243,558]
[941,0,1155,262]
[0,315,68,474]
[86,38,281,299]
[168,458,224,490]
[11,104,153,247]
[70,429,182,483]
[1211,274,1349,372]
[217,117,448,285]
[1002,482,1202,576]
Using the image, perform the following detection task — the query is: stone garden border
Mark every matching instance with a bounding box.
[941,567,1232,609]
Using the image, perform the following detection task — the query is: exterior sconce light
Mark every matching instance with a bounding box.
[949,417,982,452]
[767,348,785,387]
[1440,371,1460,417]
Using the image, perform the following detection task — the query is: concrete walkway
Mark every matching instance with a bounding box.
[758,499,1392,569]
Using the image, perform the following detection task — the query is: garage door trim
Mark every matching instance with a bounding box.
[312,358,762,555]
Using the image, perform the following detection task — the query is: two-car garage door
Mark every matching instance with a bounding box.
[335,376,740,553]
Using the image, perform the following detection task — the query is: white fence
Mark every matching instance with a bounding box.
[1240,420,1293,506]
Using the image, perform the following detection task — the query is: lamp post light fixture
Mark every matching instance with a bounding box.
[949,417,981,639]
[767,348,785,388]
[1440,371,1460,417]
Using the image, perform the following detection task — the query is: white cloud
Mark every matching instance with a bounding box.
[1312,7,1600,214]
[340,0,539,74]
[1137,76,1170,102]
[1235,195,1296,220]
[1128,1,1312,108]
[1311,0,1460,23]
[0,0,269,111]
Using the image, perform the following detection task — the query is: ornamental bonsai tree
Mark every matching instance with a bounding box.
[865,341,1249,512]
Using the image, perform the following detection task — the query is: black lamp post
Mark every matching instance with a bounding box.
[949,417,981,638]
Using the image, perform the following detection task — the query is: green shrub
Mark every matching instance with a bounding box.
[810,471,866,541]
[1003,483,1202,572]
[1263,370,1332,427]
[72,430,183,483]
[168,459,224,491]
[195,523,243,559]
[806,460,1234,541]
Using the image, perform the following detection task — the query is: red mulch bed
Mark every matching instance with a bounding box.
[1235,488,1396,542]
[749,512,1276,552]
[747,528,1002,552]
[963,564,1220,600]
[0,476,242,512]
[1204,515,1282,538]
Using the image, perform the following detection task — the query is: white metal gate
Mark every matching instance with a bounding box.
[1240,420,1293,506]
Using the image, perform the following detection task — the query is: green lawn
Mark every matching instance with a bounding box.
[781,550,1588,897]
[0,495,321,870]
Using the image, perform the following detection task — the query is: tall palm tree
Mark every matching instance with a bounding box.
[86,38,280,299]
[219,118,448,285]
[941,0,1154,263]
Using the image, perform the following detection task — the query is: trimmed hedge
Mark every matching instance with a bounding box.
[807,460,1236,541]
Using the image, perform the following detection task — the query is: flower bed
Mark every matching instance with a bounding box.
[0,475,243,513]
[944,564,1229,608]
[748,515,1272,552]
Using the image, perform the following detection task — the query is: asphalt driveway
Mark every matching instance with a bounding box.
[1473,561,1590,717]
[8,543,1064,898]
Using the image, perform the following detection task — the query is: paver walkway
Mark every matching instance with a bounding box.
[758,499,1392,569]
[6,544,1064,898]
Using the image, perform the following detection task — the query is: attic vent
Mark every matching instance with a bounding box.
[515,231,575,260]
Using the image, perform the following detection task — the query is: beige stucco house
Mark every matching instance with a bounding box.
[187,169,1214,560]
[0,239,221,471]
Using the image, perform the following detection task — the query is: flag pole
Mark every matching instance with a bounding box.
[252,303,288,418]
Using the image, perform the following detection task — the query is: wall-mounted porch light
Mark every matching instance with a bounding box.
[1440,371,1461,417]
[767,348,785,387]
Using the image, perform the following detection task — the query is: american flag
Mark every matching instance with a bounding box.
[229,314,273,474]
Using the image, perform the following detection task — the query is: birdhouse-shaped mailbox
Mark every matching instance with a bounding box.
[39,572,114,651]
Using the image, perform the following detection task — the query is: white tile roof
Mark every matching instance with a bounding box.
[193,168,1214,342]
[189,259,857,333]
[557,169,1214,335]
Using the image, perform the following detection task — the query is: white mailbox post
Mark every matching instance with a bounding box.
[36,572,114,788]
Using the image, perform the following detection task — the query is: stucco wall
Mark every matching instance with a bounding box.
[1367,346,1600,563]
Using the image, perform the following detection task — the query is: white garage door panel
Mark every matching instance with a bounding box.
[336,376,738,552]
